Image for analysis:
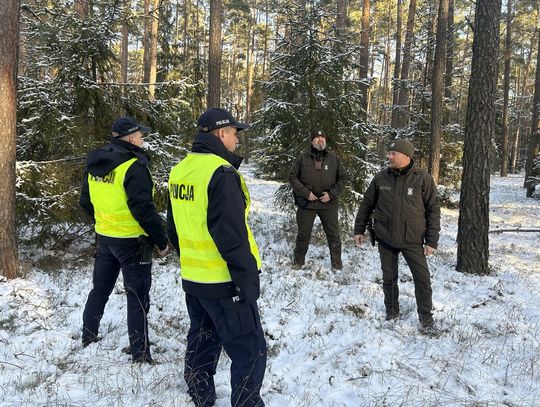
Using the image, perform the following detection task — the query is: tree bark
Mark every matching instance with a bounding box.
[143,0,151,85]
[454,4,472,125]
[428,0,449,184]
[359,0,371,117]
[390,0,403,129]
[244,6,256,163]
[500,0,512,177]
[74,0,89,18]
[394,0,417,129]
[457,0,502,275]
[148,0,159,100]
[378,2,392,127]
[337,0,348,31]
[443,0,454,125]
[262,0,269,78]
[524,29,540,196]
[0,0,20,278]
[120,1,129,98]
[511,35,535,174]
[207,0,222,108]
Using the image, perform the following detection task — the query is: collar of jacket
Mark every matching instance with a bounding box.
[310,145,328,160]
[389,159,415,177]
[86,138,149,176]
[110,137,150,165]
[191,132,243,169]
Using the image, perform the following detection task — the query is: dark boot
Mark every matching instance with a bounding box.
[293,243,308,268]
[329,242,342,270]
[292,254,305,268]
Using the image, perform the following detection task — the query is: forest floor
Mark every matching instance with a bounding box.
[1,169,540,406]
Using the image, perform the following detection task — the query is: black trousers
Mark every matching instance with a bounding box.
[294,205,342,268]
[82,236,152,361]
[184,293,267,407]
[377,242,433,323]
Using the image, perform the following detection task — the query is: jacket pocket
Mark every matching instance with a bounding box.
[219,298,258,336]
[404,220,426,244]
[372,212,389,243]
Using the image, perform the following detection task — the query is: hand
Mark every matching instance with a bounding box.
[354,234,366,246]
[424,245,435,256]
[308,192,318,201]
[157,244,169,257]
[319,192,331,203]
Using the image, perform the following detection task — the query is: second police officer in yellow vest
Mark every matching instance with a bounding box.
[80,117,168,363]
[167,108,266,407]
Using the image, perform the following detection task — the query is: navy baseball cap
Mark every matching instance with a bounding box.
[111,117,151,138]
[197,108,249,132]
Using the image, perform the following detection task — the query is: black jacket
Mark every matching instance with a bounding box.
[167,132,261,302]
[289,147,348,210]
[80,138,168,250]
[354,161,440,249]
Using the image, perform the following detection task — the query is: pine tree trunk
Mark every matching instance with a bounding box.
[511,38,534,174]
[244,7,256,163]
[510,66,522,174]
[378,2,392,127]
[457,0,502,275]
[394,0,417,129]
[500,0,512,177]
[148,0,159,100]
[420,0,437,152]
[428,0,449,184]
[207,0,222,108]
[390,0,403,129]
[337,0,348,31]
[120,1,129,97]
[143,0,151,84]
[443,0,454,125]
[454,6,472,124]
[0,0,20,279]
[524,30,540,196]
[359,0,370,117]
[262,0,269,78]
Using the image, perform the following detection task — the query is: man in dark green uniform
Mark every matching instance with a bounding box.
[353,139,440,331]
[290,130,348,270]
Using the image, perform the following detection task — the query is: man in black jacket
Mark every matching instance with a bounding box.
[167,108,266,407]
[80,117,168,363]
[354,139,440,331]
[289,130,349,269]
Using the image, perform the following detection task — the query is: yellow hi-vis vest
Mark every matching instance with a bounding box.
[168,153,261,283]
[88,157,148,238]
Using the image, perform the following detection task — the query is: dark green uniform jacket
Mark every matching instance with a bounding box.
[354,161,440,249]
[289,147,348,210]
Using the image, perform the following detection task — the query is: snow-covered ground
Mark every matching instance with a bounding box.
[1,170,540,407]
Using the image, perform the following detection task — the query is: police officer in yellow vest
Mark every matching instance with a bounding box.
[167,108,266,406]
[80,117,168,363]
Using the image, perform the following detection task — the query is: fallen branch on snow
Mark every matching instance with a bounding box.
[489,228,540,234]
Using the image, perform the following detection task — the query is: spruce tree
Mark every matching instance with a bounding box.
[16,1,194,250]
[251,0,372,212]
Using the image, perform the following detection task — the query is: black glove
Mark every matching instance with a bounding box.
[138,235,154,263]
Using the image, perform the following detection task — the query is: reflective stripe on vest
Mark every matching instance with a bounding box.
[168,153,261,283]
[88,157,147,238]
